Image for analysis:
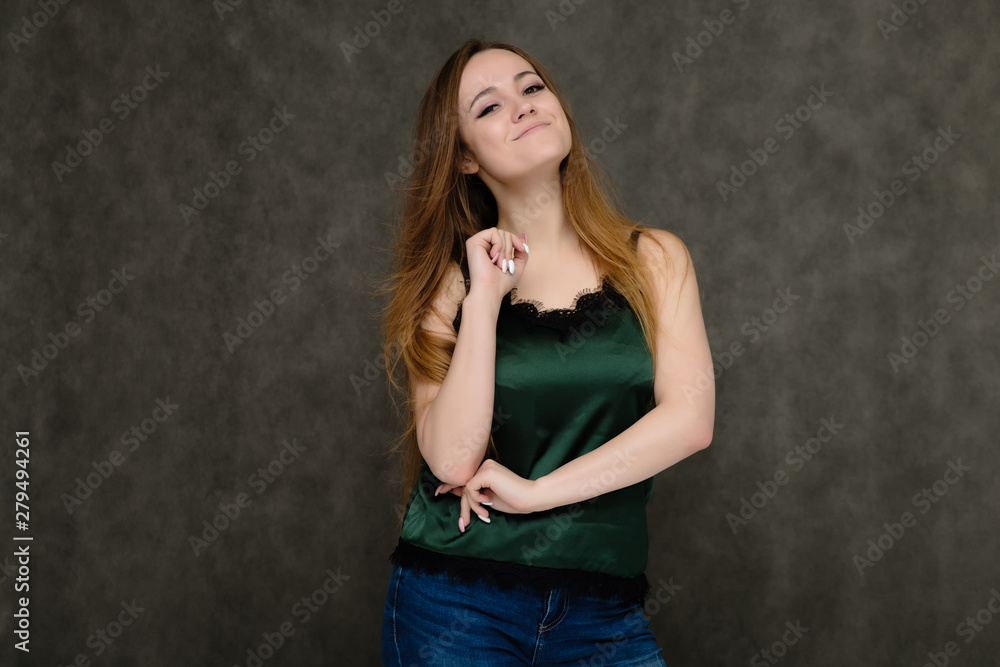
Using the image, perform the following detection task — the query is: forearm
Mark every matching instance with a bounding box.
[531,403,712,513]
[421,291,501,486]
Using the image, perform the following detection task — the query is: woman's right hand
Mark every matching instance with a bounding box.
[466,227,529,307]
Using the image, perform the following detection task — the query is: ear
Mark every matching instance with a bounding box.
[458,150,479,175]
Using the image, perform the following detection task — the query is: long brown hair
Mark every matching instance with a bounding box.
[376,38,679,533]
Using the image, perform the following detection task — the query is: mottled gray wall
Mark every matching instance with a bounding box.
[1,0,998,665]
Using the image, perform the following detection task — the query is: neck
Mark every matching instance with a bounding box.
[492,170,579,262]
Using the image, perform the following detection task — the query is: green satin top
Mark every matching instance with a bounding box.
[392,229,656,599]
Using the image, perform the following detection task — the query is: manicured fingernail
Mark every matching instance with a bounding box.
[481,501,493,506]
[502,258,508,273]
[476,512,490,524]
[435,484,443,496]
[458,517,465,533]
[523,243,529,255]
[509,261,515,275]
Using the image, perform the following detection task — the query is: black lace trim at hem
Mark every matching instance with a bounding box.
[387,536,652,606]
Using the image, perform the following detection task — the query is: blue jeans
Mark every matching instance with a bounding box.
[381,562,668,666]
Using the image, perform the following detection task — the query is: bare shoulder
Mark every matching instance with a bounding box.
[419,260,466,341]
[635,227,693,285]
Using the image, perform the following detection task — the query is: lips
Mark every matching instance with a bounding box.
[516,122,548,140]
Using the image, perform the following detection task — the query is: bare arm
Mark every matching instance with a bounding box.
[531,229,715,511]
[411,262,503,486]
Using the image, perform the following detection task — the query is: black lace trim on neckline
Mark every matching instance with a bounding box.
[508,277,607,314]
[452,277,630,333]
[388,535,652,605]
[451,228,642,333]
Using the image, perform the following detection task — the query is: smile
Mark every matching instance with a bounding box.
[516,123,548,140]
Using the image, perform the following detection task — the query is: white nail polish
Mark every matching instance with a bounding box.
[481,501,493,506]
[524,243,530,254]
[509,261,515,275]
[476,512,490,523]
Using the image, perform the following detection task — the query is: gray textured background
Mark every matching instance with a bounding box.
[2,1,998,665]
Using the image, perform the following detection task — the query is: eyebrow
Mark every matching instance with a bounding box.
[467,71,538,113]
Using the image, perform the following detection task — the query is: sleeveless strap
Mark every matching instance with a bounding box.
[629,227,641,253]
[460,259,470,295]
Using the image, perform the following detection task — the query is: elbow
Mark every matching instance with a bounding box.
[427,455,478,487]
[692,419,714,451]
[696,428,713,450]
[418,425,478,487]
[692,402,715,450]
[420,427,487,487]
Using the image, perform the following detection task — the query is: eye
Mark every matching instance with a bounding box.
[476,83,547,118]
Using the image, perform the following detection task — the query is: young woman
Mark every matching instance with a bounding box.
[378,37,715,666]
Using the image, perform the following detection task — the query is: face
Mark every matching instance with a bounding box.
[456,49,571,184]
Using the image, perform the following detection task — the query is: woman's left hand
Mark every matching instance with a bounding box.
[435,459,537,533]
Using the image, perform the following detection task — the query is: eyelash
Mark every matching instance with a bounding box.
[477,84,546,118]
